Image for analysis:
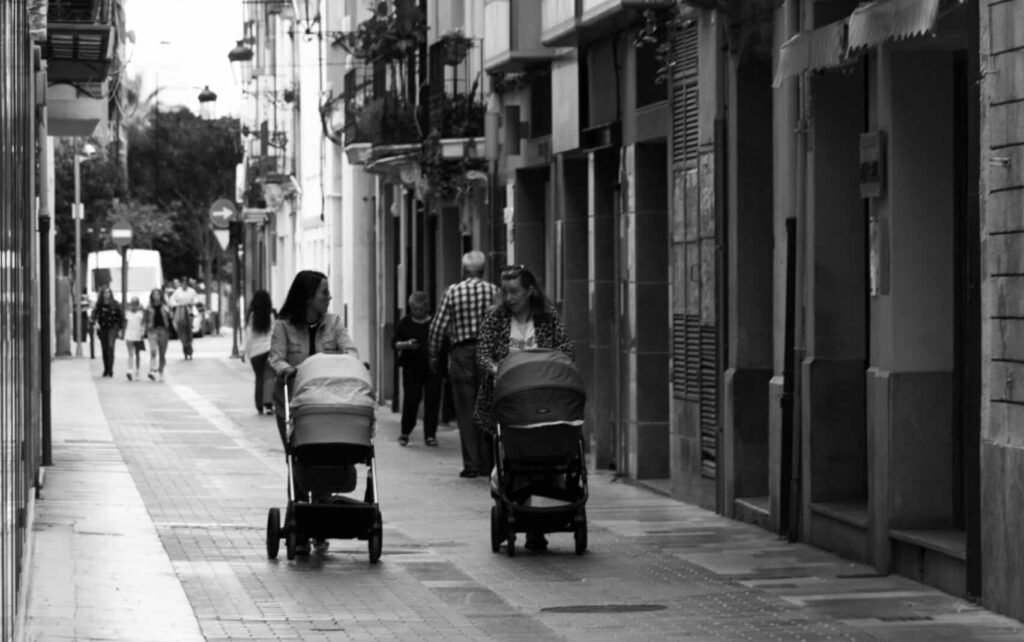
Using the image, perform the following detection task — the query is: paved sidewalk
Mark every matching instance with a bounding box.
[18,335,1024,641]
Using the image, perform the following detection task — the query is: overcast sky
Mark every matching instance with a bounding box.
[125,0,243,116]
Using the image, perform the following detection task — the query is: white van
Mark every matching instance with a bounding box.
[86,249,164,309]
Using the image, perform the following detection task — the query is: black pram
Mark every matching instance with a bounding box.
[265,353,382,562]
[489,349,588,556]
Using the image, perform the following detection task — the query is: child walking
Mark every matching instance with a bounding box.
[123,297,146,381]
[393,291,441,447]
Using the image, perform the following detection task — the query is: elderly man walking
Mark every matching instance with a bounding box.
[428,250,499,478]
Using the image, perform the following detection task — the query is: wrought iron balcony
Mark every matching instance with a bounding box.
[45,0,117,83]
[427,41,486,140]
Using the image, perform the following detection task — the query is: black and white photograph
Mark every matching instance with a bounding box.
[2,0,1023,639]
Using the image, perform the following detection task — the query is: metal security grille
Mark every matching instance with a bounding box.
[0,0,39,635]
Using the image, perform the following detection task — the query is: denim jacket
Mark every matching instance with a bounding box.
[268,313,358,377]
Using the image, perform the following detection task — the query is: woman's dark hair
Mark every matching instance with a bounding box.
[149,288,165,306]
[247,289,274,333]
[97,287,115,307]
[500,265,552,322]
[278,270,327,325]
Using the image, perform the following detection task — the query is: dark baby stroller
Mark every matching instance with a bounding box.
[265,353,382,562]
[489,349,588,556]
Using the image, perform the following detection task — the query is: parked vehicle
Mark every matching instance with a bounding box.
[86,249,163,310]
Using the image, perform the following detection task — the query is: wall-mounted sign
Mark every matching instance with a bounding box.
[859,131,886,199]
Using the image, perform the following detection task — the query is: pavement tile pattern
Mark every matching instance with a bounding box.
[20,335,1024,641]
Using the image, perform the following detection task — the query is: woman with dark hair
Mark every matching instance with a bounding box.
[243,289,276,414]
[91,286,125,378]
[268,270,358,556]
[143,287,173,381]
[475,264,574,551]
[269,270,358,447]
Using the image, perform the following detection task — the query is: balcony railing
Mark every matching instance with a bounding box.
[427,41,486,139]
[45,0,117,83]
[483,0,557,74]
[541,0,580,46]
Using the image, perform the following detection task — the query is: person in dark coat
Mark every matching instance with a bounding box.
[91,286,124,378]
[393,291,441,447]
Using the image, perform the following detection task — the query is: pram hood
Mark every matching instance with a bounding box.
[290,353,375,410]
[493,349,585,426]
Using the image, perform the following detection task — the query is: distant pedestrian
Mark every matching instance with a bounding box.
[144,287,173,382]
[170,277,198,360]
[122,297,146,381]
[427,250,499,479]
[394,291,441,447]
[243,289,276,415]
[91,287,124,378]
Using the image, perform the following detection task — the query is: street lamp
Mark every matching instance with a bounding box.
[73,140,97,358]
[228,39,255,86]
[198,85,218,120]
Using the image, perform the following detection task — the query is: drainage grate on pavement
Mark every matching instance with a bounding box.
[540,604,667,614]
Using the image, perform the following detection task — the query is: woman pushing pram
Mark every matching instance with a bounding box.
[476,265,588,555]
[266,271,382,561]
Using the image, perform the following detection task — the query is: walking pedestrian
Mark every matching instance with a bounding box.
[170,277,197,360]
[144,287,173,382]
[243,289,276,415]
[122,297,146,381]
[394,291,441,447]
[269,270,358,556]
[427,250,500,479]
[475,264,575,551]
[91,287,124,378]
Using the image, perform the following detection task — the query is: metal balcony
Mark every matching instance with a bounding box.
[45,0,117,83]
[483,0,558,74]
[427,41,486,140]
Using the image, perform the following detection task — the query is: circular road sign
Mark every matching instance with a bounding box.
[209,198,238,229]
[111,220,132,249]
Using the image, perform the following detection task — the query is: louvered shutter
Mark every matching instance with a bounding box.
[669,20,719,480]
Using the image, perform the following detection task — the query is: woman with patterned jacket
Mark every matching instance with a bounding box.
[474,264,574,551]
[91,286,125,378]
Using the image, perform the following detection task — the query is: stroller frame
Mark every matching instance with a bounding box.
[490,421,589,557]
[265,376,382,562]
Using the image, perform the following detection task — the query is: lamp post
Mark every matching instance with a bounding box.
[198,85,218,120]
[73,141,97,357]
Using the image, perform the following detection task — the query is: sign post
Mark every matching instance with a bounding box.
[208,198,240,358]
[110,220,133,307]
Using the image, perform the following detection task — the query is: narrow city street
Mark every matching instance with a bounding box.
[19,335,1024,641]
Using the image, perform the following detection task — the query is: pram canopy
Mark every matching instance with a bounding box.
[289,353,376,450]
[493,349,585,427]
[291,353,375,409]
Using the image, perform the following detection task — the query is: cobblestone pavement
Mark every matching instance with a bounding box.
[20,335,1024,641]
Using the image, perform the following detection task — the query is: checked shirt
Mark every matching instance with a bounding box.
[427,276,499,366]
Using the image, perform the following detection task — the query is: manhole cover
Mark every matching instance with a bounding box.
[541,604,667,614]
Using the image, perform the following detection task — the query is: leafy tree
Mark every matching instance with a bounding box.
[126,107,242,280]
[52,141,128,268]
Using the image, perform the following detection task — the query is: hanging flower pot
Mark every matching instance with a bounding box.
[439,30,474,66]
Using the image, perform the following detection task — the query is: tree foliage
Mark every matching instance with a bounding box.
[126,108,241,279]
[54,108,241,282]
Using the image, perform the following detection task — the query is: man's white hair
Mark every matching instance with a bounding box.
[462,250,486,274]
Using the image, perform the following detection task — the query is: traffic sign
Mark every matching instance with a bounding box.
[111,220,132,248]
[209,198,238,229]
[213,228,231,252]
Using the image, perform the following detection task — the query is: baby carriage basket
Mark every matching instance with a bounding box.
[265,353,382,562]
[489,349,588,556]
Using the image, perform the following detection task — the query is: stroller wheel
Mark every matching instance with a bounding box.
[490,505,503,553]
[574,508,588,555]
[266,507,281,559]
[368,510,383,564]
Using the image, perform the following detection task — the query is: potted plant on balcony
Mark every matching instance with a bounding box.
[438,29,474,66]
[419,130,487,207]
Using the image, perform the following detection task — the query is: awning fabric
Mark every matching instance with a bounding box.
[773,19,847,87]
[847,0,941,51]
